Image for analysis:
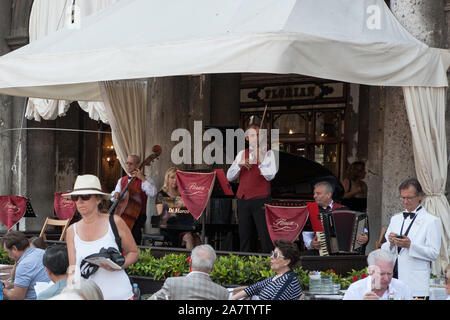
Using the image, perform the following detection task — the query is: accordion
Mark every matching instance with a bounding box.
[318,209,368,256]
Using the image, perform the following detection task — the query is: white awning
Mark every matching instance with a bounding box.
[0,0,448,101]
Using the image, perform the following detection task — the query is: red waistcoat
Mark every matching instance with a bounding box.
[120,176,147,215]
[236,149,271,200]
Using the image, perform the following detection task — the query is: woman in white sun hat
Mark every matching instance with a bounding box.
[64,174,138,300]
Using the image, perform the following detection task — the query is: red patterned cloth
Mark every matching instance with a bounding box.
[0,196,28,230]
[265,204,309,243]
[54,192,77,220]
[176,171,216,220]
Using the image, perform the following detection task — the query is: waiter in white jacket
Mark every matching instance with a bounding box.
[381,178,442,298]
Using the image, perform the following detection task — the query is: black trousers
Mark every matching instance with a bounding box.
[131,213,147,245]
[237,197,274,253]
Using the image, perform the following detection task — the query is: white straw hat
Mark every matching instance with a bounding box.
[62,175,111,200]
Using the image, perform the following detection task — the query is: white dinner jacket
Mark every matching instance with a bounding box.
[381,207,442,297]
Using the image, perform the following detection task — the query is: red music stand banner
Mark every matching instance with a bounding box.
[213,169,234,196]
[176,171,216,220]
[0,196,28,231]
[54,192,77,220]
[265,204,309,243]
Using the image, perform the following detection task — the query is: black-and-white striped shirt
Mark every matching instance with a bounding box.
[244,271,303,300]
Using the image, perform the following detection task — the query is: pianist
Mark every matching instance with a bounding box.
[302,181,368,255]
[155,167,201,249]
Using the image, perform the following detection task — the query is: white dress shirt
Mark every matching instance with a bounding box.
[226,149,278,182]
[343,276,413,300]
[111,174,157,199]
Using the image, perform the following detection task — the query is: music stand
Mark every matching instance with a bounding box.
[179,168,235,244]
[19,198,37,231]
[24,198,37,218]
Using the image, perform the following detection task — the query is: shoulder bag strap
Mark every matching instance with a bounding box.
[273,271,296,300]
[109,214,123,255]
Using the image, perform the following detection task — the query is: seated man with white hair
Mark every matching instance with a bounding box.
[343,249,413,300]
[148,244,229,300]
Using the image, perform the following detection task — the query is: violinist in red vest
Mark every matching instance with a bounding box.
[111,155,157,244]
[227,121,278,253]
[302,181,368,255]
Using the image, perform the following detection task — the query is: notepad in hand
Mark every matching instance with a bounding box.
[84,257,122,270]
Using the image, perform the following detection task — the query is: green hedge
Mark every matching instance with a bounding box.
[0,248,14,265]
[127,249,367,290]
[0,247,368,290]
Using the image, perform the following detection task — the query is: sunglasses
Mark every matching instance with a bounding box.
[71,194,93,201]
[270,250,285,259]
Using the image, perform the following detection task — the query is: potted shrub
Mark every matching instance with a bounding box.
[125,249,367,294]
[0,248,13,265]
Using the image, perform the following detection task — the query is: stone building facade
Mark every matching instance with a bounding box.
[0,0,448,258]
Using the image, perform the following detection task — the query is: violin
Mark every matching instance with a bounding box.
[109,145,162,230]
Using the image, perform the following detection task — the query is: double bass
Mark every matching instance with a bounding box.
[109,145,162,229]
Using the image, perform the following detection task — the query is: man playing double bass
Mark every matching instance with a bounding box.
[111,155,157,245]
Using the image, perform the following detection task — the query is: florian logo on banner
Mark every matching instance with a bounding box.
[54,192,77,220]
[265,204,309,243]
[176,171,216,220]
[0,196,28,230]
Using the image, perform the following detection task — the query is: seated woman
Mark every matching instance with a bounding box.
[231,239,303,300]
[342,161,368,212]
[155,167,201,250]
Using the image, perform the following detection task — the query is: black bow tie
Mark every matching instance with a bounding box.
[403,212,415,219]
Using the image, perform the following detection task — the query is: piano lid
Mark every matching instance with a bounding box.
[271,151,344,200]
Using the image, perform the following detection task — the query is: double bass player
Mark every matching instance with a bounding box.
[111,154,157,244]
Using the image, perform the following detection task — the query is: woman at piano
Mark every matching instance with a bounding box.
[230,239,304,300]
[155,167,201,249]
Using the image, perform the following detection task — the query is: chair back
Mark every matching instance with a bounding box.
[375,226,387,249]
[39,217,71,241]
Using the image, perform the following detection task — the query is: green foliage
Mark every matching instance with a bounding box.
[126,249,189,280]
[210,254,275,285]
[0,247,14,265]
[293,266,310,289]
[126,249,368,290]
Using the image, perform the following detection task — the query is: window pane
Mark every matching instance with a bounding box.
[315,111,340,139]
[273,113,307,135]
[314,144,339,176]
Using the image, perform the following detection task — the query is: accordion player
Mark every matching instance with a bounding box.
[318,209,369,256]
[302,204,369,256]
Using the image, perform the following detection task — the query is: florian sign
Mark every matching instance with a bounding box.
[241,82,345,105]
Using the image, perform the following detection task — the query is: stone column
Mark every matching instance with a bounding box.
[0,0,13,232]
[145,75,212,232]
[366,1,448,250]
[210,74,241,127]
[210,73,241,172]
[6,0,35,230]
[389,0,449,205]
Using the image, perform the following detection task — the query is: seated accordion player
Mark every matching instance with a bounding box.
[310,208,368,256]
